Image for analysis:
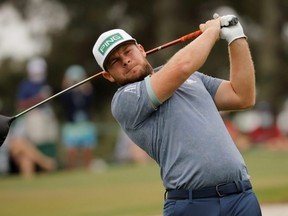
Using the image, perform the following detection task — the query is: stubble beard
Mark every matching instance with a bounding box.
[116,61,154,86]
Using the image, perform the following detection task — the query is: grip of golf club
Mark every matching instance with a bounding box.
[180,30,202,42]
[221,17,239,28]
[181,17,239,42]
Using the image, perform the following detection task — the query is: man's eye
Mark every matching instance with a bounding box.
[111,59,118,65]
[107,59,117,69]
[125,49,131,54]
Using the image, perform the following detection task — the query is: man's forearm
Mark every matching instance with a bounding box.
[150,21,220,103]
[229,39,256,107]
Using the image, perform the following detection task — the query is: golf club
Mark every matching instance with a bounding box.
[146,16,238,55]
[0,72,104,146]
[0,17,239,147]
[145,30,202,55]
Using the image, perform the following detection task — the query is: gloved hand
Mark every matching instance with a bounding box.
[213,13,247,45]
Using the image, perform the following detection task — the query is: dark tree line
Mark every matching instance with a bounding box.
[1,0,288,117]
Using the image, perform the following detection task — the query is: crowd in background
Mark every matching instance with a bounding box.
[0,56,288,179]
[223,100,288,152]
[0,57,99,178]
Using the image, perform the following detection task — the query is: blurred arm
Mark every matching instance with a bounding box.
[214,39,255,110]
[148,18,220,103]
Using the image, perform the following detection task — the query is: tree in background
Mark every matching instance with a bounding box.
[0,0,288,128]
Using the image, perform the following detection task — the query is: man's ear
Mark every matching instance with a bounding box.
[102,71,115,82]
[137,44,146,57]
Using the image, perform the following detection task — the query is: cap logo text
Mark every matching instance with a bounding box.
[98,33,124,55]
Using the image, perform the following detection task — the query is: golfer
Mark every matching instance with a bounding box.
[93,15,261,216]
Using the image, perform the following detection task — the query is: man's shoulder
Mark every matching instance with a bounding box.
[117,82,140,94]
[112,81,144,108]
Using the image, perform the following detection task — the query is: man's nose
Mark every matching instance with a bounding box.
[122,57,131,67]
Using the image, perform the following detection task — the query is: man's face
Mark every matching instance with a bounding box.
[104,43,153,86]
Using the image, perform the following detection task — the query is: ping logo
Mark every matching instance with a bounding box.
[98,33,124,56]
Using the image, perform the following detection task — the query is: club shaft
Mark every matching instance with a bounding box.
[14,30,204,119]
[145,16,239,55]
[146,30,202,55]
[14,72,104,119]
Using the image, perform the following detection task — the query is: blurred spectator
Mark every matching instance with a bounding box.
[0,98,10,176]
[277,99,288,136]
[221,112,251,152]
[232,110,261,134]
[276,99,288,150]
[114,129,151,164]
[60,65,97,169]
[248,101,285,148]
[9,57,58,178]
[9,133,56,179]
[0,134,10,176]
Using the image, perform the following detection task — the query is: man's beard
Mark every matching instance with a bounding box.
[116,62,154,86]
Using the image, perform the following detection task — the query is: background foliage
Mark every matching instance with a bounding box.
[0,0,288,157]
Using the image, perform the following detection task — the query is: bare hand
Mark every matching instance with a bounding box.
[199,18,221,38]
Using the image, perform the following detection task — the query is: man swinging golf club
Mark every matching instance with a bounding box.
[93,14,261,215]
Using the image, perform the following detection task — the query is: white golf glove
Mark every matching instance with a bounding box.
[214,14,247,45]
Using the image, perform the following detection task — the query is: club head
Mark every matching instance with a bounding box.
[0,115,15,147]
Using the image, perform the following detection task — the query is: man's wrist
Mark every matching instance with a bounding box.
[204,28,220,41]
[229,36,248,45]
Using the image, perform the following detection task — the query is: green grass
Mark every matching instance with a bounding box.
[0,148,288,216]
[243,147,288,203]
[0,163,164,216]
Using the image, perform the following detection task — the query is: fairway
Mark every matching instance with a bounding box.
[0,148,288,216]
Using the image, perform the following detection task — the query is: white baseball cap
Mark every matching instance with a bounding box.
[92,29,136,71]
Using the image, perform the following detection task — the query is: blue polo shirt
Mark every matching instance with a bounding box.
[111,72,249,190]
